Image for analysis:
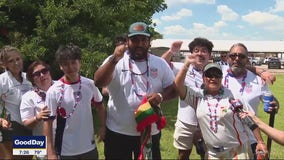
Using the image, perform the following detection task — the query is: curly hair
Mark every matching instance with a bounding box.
[188,37,214,53]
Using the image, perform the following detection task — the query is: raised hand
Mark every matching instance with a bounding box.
[169,41,183,56]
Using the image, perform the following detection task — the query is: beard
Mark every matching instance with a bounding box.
[231,65,246,76]
[128,47,148,60]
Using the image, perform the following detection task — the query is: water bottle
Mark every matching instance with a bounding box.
[263,91,273,113]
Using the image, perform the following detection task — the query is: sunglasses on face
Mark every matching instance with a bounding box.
[32,68,49,78]
[204,72,222,79]
[228,53,246,59]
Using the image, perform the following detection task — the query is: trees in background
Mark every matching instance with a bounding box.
[0,0,166,78]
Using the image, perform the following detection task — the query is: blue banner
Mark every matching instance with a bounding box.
[13,136,46,149]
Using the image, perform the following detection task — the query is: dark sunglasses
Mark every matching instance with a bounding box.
[32,68,49,78]
[204,72,222,79]
[228,53,246,59]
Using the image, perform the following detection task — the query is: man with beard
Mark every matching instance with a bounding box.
[94,22,176,160]
[222,43,279,159]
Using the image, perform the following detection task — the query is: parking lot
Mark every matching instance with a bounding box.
[258,64,284,74]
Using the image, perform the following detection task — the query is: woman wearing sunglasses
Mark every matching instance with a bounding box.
[174,55,261,159]
[20,60,53,159]
[20,60,53,134]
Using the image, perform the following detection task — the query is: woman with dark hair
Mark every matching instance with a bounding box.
[20,60,53,135]
[20,60,53,159]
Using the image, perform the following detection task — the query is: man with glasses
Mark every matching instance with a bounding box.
[167,37,213,160]
[223,43,279,159]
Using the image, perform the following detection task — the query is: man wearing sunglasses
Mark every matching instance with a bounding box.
[223,43,279,159]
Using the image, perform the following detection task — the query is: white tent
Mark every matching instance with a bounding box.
[151,39,284,53]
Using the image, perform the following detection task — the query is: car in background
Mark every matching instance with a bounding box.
[268,57,281,69]
[248,57,262,66]
[280,59,284,66]
[263,57,272,64]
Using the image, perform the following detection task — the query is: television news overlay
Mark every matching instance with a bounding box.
[13,136,46,156]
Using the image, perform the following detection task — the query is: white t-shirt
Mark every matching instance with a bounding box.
[20,89,47,135]
[222,69,270,144]
[173,63,203,126]
[105,52,175,136]
[46,76,103,156]
[183,86,250,155]
[0,71,32,123]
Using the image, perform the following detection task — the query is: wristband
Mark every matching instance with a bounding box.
[157,93,163,103]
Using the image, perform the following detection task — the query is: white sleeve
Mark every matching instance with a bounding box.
[20,92,36,122]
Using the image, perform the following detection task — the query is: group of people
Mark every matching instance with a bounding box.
[0,44,105,160]
[0,21,282,160]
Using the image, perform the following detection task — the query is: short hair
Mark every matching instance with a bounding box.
[229,43,248,54]
[26,60,50,85]
[113,34,127,46]
[55,43,81,64]
[188,37,214,53]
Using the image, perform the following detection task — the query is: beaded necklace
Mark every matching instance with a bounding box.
[205,88,224,133]
[34,87,46,102]
[224,69,247,95]
[128,56,149,97]
[57,77,82,119]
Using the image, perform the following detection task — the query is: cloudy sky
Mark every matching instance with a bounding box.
[152,0,284,41]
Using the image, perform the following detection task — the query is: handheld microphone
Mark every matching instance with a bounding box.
[229,99,258,131]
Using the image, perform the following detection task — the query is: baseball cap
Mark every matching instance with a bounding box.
[203,63,223,77]
[128,22,151,37]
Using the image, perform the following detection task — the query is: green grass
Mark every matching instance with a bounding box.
[94,74,284,159]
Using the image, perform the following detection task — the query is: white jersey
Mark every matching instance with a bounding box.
[20,89,47,135]
[0,71,32,123]
[217,61,229,71]
[183,86,250,154]
[46,76,103,156]
[105,52,175,136]
[222,69,270,144]
[173,63,203,126]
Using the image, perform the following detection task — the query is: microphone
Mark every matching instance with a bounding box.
[229,98,258,131]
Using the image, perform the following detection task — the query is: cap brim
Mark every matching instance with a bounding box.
[204,67,223,75]
[128,32,151,37]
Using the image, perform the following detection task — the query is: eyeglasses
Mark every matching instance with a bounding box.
[228,53,246,59]
[32,68,49,78]
[204,72,222,79]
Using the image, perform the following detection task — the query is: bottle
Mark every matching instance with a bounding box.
[195,139,206,155]
[263,91,273,113]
